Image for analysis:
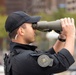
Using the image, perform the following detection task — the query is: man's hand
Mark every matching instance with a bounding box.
[61,18,75,55]
[61,18,75,38]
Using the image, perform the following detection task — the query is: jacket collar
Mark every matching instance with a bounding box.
[10,41,37,51]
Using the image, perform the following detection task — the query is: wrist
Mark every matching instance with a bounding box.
[59,34,66,39]
[58,35,66,42]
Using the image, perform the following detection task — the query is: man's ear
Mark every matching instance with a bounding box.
[18,27,25,36]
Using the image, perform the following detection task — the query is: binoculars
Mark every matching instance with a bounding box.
[32,20,62,33]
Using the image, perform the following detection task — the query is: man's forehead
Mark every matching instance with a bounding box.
[21,23,32,27]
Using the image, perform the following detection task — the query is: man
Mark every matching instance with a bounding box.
[4,11,75,75]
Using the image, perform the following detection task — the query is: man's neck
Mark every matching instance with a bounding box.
[11,39,28,45]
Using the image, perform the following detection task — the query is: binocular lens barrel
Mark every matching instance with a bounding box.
[32,20,62,33]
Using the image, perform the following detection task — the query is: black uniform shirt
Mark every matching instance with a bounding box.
[10,42,75,75]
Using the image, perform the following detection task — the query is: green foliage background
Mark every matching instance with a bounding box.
[37,8,76,25]
[0,15,7,38]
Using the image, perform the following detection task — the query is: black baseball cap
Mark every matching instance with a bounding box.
[5,11,41,33]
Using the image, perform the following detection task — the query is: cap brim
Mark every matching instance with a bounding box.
[26,16,41,23]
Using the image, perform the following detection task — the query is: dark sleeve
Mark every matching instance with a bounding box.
[30,48,75,75]
[46,47,56,54]
[48,48,75,74]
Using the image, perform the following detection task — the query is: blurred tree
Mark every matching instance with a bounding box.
[52,8,76,26]
[0,15,7,50]
[0,15,7,38]
[37,12,53,21]
[52,8,65,20]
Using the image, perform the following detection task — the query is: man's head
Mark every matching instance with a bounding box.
[5,11,41,44]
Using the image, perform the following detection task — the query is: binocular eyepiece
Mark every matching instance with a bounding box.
[32,20,62,33]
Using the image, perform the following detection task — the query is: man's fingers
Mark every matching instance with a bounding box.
[64,18,68,26]
[71,18,74,25]
[67,17,71,25]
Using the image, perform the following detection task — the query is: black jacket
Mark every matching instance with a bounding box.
[9,42,74,75]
